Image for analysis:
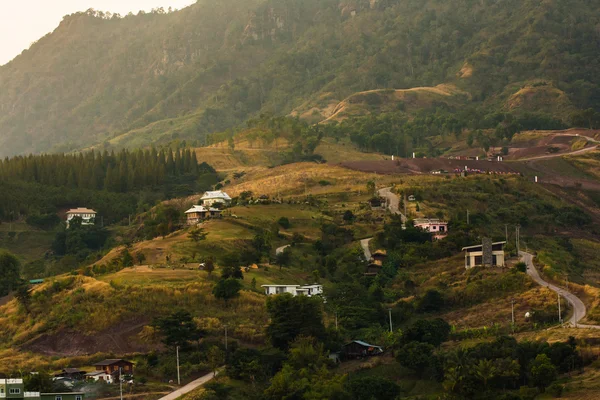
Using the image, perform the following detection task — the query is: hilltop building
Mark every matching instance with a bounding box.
[93,359,134,375]
[462,241,506,269]
[413,218,448,240]
[0,379,84,400]
[365,250,387,276]
[200,191,232,207]
[342,340,384,359]
[66,208,96,228]
[185,205,223,225]
[261,284,323,297]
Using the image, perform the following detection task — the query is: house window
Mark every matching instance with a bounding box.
[76,396,82,400]
[492,255,498,266]
[475,255,483,265]
[10,388,21,394]
[439,226,445,232]
[55,396,62,400]
[1,388,5,394]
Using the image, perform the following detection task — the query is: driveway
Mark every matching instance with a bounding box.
[157,369,221,400]
[521,251,600,329]
[360,238,372,261]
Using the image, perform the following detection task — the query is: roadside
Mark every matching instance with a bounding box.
[521,251,600,329]
[157,369,222,400]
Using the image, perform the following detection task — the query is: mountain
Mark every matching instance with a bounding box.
[1,0,600,156]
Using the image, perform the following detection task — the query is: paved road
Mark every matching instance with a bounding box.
[521,251,600,329]
[157,369,221,400]
[360,238,372,261]
[276,244,290,255]
[378,187,406,223]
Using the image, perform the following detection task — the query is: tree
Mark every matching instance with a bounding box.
[0,251,20,296]
[135,251,146,266]
[277,217,291,229]
[473,359,497,390]
[266,294,326,350]
[252,231,272,258]
[213,278,242,305]
[204,257,215,276]
[401,318,451,347]
[417,289,445,313]
[346,376,400,400]
[343,210,355,224]
[529,354,557,392]
[14,281,32,314]
[396,341,436,378]
[152,310,204,349]
[366,180,376,195]
[275,248,292,271]
[207,346,225,378]
[189,228,208,243]
[121,248,134,267]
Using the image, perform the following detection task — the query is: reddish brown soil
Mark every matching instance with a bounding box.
[22,319,156,356]
[340,158,519,175]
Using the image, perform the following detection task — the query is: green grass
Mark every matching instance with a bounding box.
[0,222,55,263]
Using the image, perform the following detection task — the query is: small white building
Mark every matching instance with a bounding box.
[85,371,113,384]
[200,191,232,207]
[261,284,323,297]
[413,218,448,240]
[462,241,506,269]
[66,208,97,228]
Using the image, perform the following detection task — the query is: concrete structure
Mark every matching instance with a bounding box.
[66,208,96,228]
[413,218,448,240]
[261,284,323,297]
[184,205,222,225]
[200,191,232,207]
[0,379,84,400]
[462,241,506,269]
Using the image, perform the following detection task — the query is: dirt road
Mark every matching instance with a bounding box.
[378,187,406,223]
[157,369,221,400]
[276,245,290,255]
[360,238,372,261]
[521,251,600,329]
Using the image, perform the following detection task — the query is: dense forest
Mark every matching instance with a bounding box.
[1,0,600,156]
[0,148,220,222]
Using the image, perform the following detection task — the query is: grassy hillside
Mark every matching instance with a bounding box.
[2,0,600,155]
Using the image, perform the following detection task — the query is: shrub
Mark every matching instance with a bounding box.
[278,217,291,229]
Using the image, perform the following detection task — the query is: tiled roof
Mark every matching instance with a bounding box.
[201,191,231,200]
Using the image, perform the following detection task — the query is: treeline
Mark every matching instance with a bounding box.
[329,108,568,156]
[0,148,212,193]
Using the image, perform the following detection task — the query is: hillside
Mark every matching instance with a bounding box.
[2,0,600,156]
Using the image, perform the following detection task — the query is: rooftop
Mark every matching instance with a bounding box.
[346,340,383,350]
[66,208,96,214]
[93,359,132,366]
[201,191,231,200]
[185,205,208,214]
[462,241,507,251]
[414,218,447,224]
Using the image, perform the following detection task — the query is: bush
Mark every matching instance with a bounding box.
[547,383,564,397]
[515,262,527,273]
[278,217,291,229]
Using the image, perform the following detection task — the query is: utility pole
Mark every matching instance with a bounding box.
[388,309,393,333]
[511,298,515,333]
[467,209,470,225]
[224,325,228,351]
[119,368,123,400]
[558,293,562,324]
[176,346,181,385]
[505,224,508,243]
[516,225,520,255]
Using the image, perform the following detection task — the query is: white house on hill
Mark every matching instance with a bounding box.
[413,218,448,240]
[262,284,323,297]
[185,205,222,225]
[66,208,97,228]
[200,191,232,207]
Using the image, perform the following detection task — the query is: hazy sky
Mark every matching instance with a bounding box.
[0,0,195,66]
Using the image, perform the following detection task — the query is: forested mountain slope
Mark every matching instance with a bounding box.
[1,0,599,156]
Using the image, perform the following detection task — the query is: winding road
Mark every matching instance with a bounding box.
[521,251,600,329]
[361,187,407,261]
[157,369,222,400]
